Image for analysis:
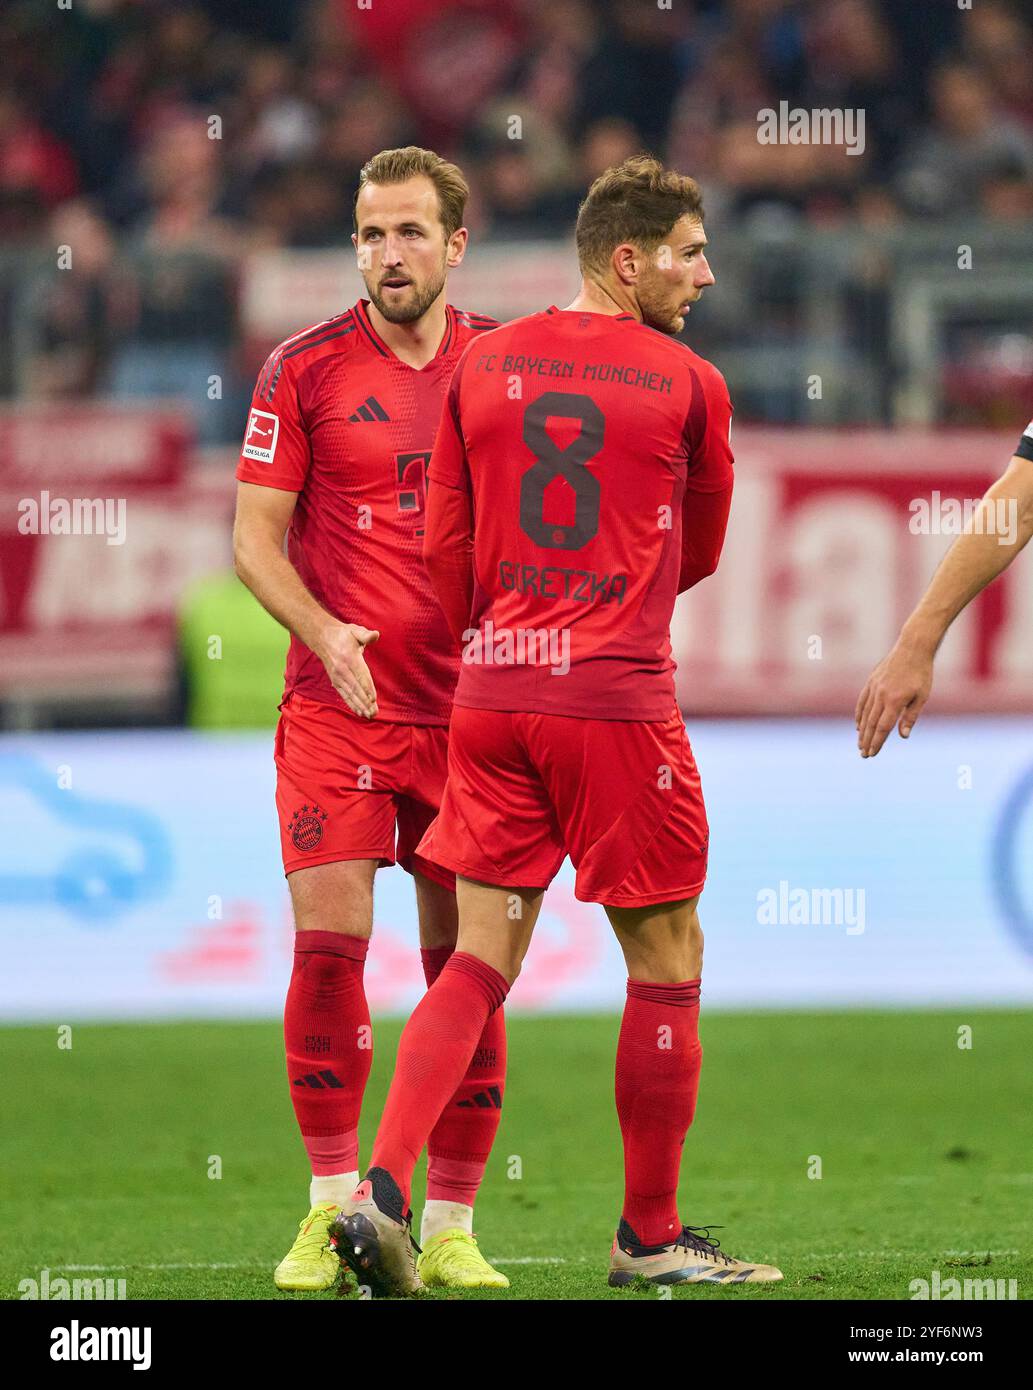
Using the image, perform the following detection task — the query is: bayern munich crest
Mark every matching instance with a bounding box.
[289,804,328,852]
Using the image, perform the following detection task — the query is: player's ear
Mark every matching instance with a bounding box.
[446,225,469,270]
[612,242,639,286]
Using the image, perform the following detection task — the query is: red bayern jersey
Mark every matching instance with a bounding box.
[237,299,498,723]
[426,306,734,719]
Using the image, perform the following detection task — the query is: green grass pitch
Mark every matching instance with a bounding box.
[3,1011,1030,1300]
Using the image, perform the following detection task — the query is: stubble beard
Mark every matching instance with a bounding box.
[367,267,447,325]
[637,273,689,337]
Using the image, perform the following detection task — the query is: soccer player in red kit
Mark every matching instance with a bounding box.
[332,157,783,1294]
[233,147,508,1291]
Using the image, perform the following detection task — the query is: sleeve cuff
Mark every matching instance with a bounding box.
[427,468,468,491]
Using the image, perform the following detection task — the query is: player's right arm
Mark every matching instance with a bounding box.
[233,347,379,719]
[232,482,379,718]
[855,434,1033,758]
[424,352,476,645]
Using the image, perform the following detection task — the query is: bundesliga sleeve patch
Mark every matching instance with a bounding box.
[242,408,280,463]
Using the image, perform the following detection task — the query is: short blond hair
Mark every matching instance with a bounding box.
[353,146,469,237]
[575,156,705,274]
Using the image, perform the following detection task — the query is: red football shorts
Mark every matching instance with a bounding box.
[274,691,454,888]
[417,705,709,907]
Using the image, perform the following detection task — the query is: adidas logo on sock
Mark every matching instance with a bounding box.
[348,396,390,423]
[292,1069,344,1088]
[457,1085,502,1110]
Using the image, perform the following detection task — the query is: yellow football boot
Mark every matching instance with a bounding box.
[417,1230,510,1289]
[274,1202,340,1291]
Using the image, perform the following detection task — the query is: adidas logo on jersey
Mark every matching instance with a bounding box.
[348,396,390,423]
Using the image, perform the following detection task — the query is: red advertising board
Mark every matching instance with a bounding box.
[674,427,1033,714]
[0,405,233,699]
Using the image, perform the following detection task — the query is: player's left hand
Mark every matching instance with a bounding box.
[855,639,934,758]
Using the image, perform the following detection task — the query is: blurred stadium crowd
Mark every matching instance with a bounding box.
[1,0,1033,434]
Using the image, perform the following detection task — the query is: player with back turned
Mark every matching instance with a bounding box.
[332,157,784,1294]
[233,147,507,1292]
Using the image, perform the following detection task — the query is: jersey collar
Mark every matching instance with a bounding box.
[354,298,456,365]
[546,305,636,322]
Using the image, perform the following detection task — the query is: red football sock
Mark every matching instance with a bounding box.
[421,946,507,1207]
[284,930,372,1177]
[369,952,509,1209]
[615,978,703,1247]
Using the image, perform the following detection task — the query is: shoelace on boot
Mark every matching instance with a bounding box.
[676,1224,734,1266]
[290,1212,335,1259]
[429,1233,487,1273]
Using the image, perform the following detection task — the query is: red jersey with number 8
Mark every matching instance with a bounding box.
[237,299,498,724]
[428,306,734,719]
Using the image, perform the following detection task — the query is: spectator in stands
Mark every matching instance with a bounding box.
[802,0,911,184]
[474,138,553,242]
[106,110,241,445]
[0,86,79,209]
[316,81,412,209]
[666,30,771,209]
[244,161,348,249]
[0,86,79,241]
[229,47,320,173]
[20,200,116,400]
[576,0,689,150]
[517,0,599,136]
[895,62,1033,218]
[466,95,576,239]
[979,154,1033,224]
[961,0,1033,135]
[581,116,644,185]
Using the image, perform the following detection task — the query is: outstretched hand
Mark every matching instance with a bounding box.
[855,640,934,758]
[321,623,380,719]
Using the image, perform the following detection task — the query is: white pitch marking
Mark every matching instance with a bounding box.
[55,1257,578,1272]
[486,1256,571,1265]
[56,1262,262,1272]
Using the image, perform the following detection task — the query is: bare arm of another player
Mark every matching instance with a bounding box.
[232,480,380,718]
[855,453,1033,758]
